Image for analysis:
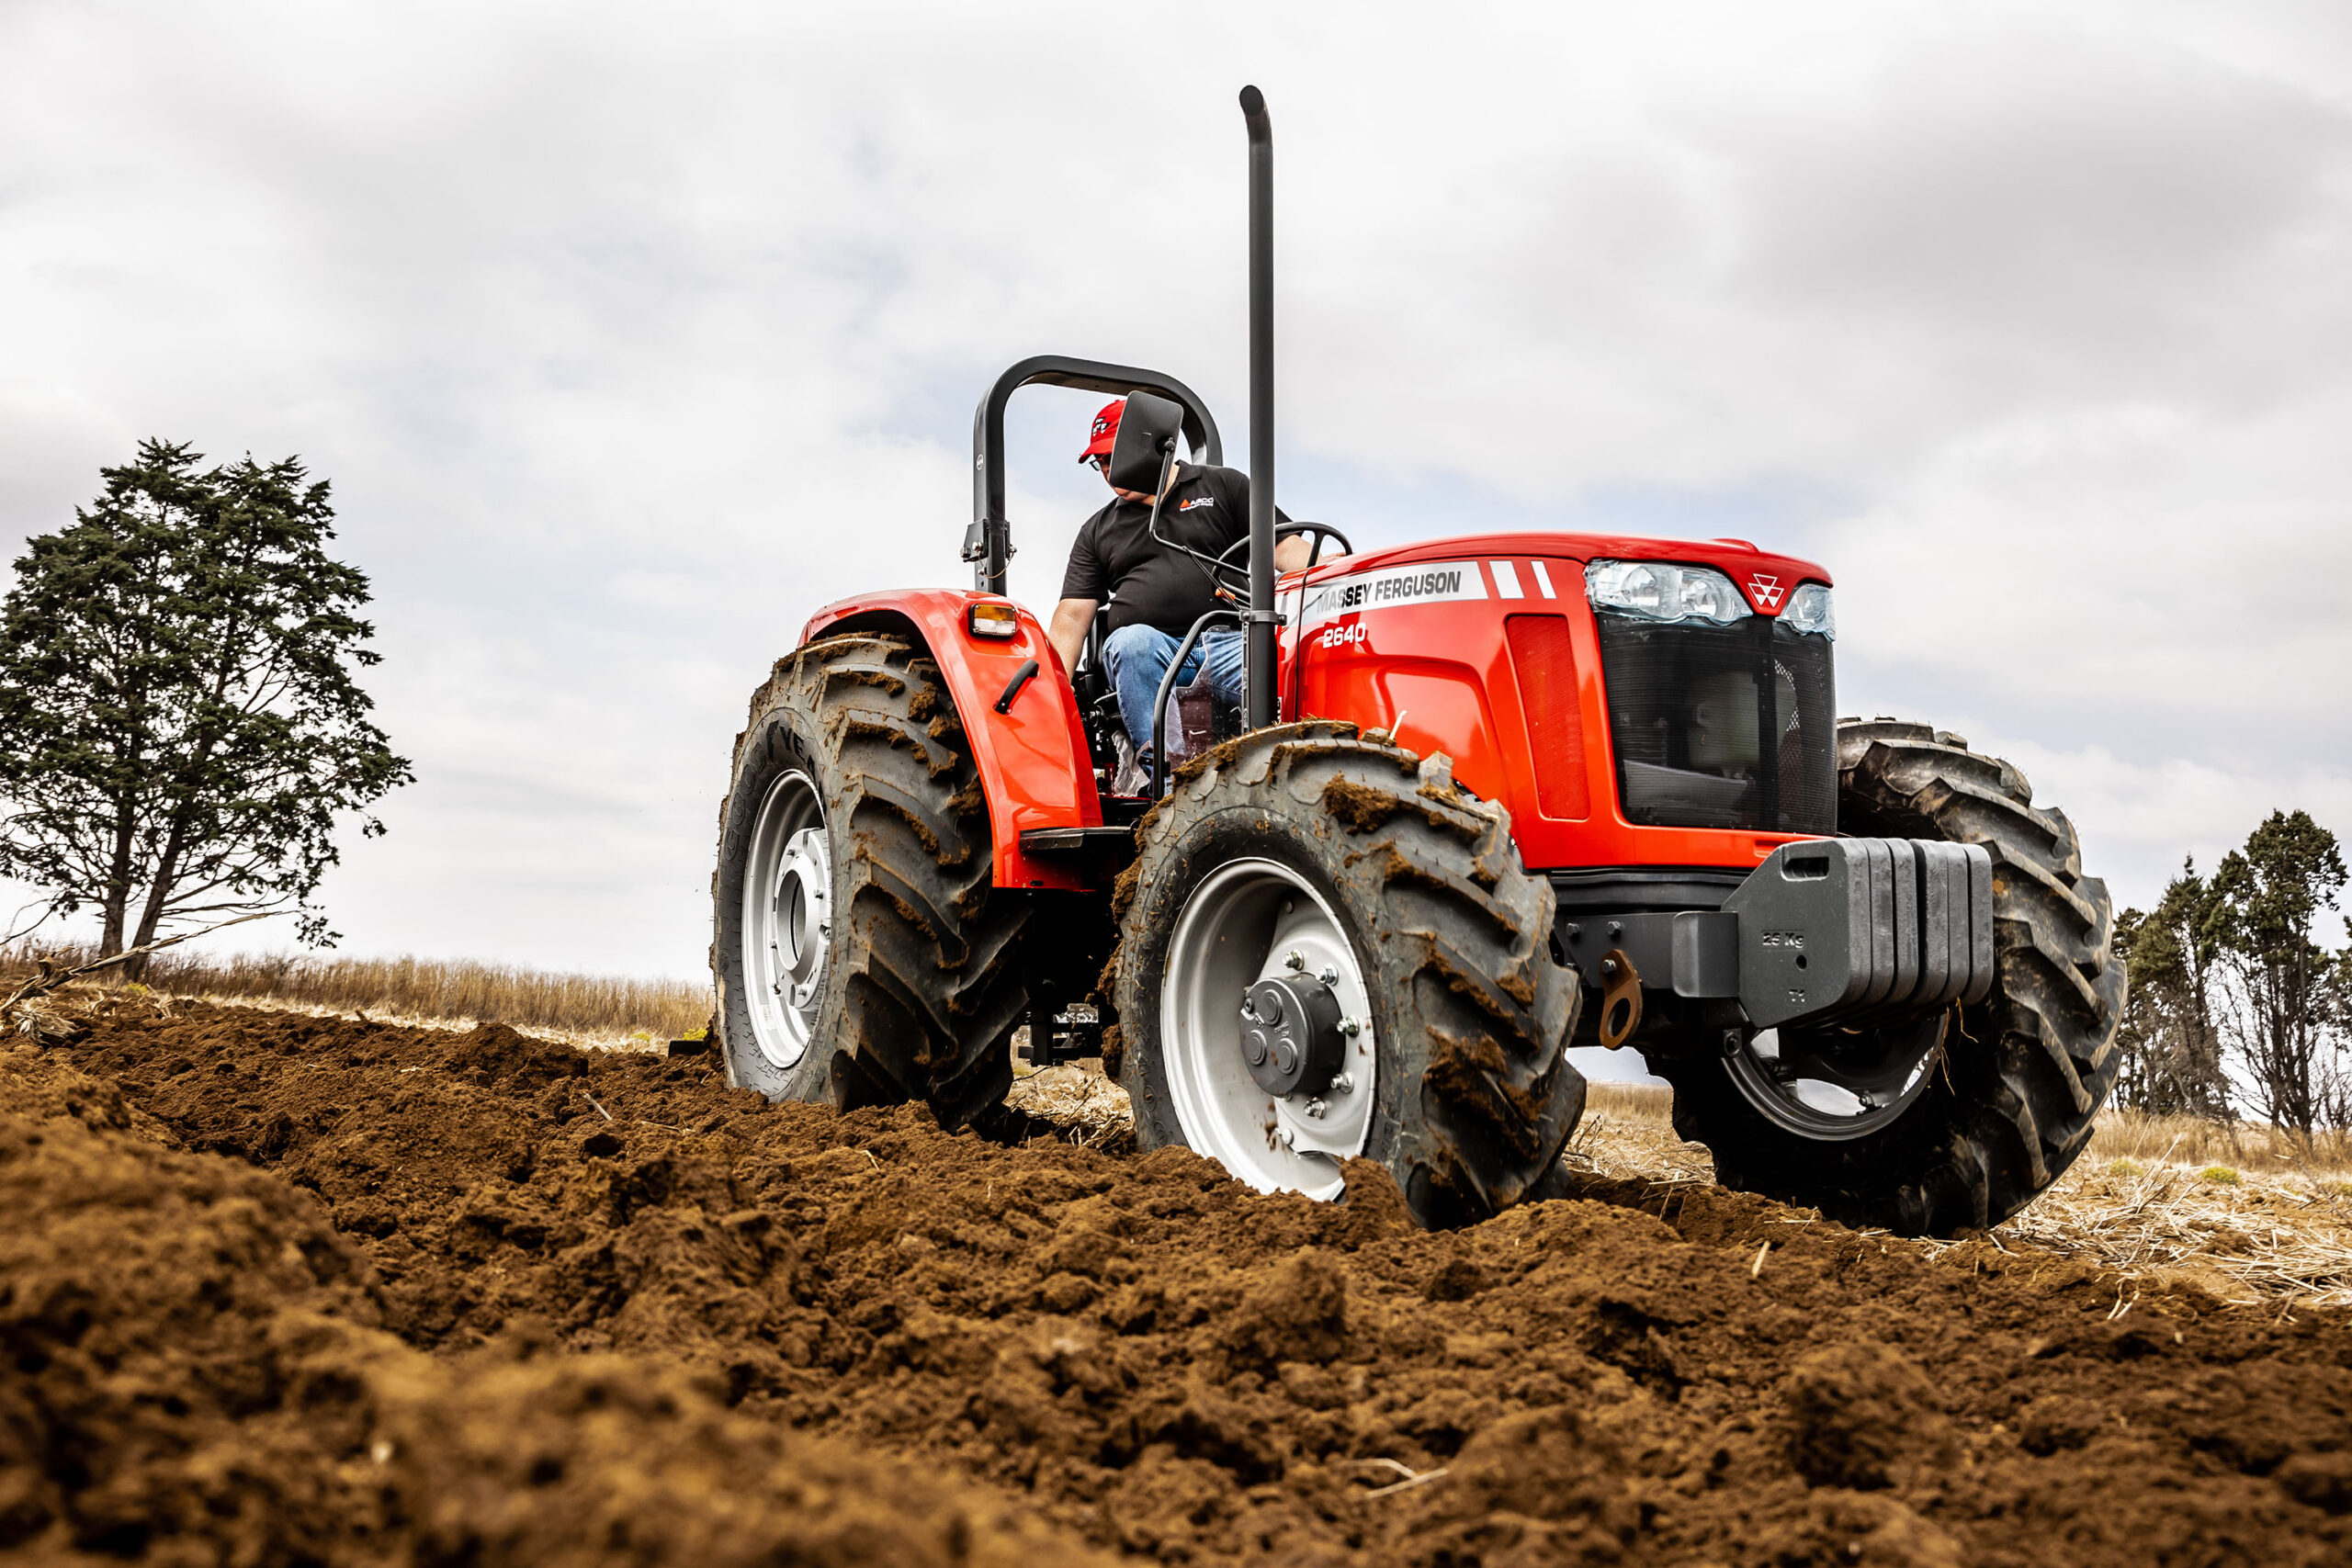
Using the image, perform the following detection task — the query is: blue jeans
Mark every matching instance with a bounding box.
[1102,624,1245,756]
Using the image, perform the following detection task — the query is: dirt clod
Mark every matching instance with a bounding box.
[1779,1341,1955,1490]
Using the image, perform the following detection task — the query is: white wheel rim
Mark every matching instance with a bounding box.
[742,769,831,1070]
[1724,1016,1942,1142]
[1160,857,1376,1200]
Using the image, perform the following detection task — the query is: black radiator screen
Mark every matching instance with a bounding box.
[1593,614,1836,834]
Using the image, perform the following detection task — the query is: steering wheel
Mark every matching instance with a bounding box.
[1210,522,1355,587]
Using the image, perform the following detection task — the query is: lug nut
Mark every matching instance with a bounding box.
[1330,1073,1353,1092]
[1305,1098,1328,1120]
[1284,950,1306,972]
[1317,964,1340,987]
[1276,1126,1296,1149]
[1339,1018,1362,1037]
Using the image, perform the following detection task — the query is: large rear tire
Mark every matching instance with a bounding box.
[1110,722,1585,1228]
[1652,720,2126,1235]
[712,632,1026,1126]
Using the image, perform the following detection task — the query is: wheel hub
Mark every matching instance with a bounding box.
[1239,972,1343,1097]
[774,828,831,1010]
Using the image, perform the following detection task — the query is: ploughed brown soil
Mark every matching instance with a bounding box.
[10,998,2352,1565]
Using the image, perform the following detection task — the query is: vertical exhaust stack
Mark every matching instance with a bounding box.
[1239,85,1278,728]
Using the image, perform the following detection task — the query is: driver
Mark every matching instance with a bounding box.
[1046,398,1336,782]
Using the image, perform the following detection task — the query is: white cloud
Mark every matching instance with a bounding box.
[4,1,2351,979]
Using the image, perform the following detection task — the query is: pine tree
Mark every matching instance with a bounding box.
[2114,863,2231,1118]
[0,440,411,966]
[2210,809,2346,1136]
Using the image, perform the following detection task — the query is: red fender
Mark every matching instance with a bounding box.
[800,590,1102,891]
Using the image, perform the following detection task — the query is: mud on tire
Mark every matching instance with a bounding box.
[713,632,1026,1126]
[1110,721,1585,1228]
[1653,720,2126,1235]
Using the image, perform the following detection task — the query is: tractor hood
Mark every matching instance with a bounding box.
[1284,531,1832,619]
[1279,531,1840,877]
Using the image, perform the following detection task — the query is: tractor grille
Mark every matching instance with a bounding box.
[1593,613,1836,834]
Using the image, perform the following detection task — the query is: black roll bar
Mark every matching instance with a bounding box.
[966,355,1223,596]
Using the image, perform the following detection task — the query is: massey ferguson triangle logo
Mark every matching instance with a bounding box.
[1747,573,1783,609]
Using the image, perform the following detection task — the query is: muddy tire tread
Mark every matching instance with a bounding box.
[1111,722,1584,1226]
[714,632,1025,1126]
[1654,720,2125,1236]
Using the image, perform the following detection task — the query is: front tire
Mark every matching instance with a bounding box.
[1652,720,2126,1235]
[1110,722,1585,1228]
[712,632,1027,1125]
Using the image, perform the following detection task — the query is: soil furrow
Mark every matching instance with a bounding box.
[10,996,2351,1565]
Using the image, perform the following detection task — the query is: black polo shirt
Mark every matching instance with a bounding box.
[1059,463,1286,637]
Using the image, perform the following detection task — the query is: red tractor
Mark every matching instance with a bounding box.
[710,88,2124,1233]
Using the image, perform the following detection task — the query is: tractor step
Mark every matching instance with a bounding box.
[1018,825,1137,880]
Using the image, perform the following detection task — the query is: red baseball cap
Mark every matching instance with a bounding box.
[1080,398,1123,462]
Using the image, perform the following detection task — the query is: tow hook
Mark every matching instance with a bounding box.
[1598,947,1644,1048]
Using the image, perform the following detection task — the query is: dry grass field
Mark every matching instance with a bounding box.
[0,942,709,1047]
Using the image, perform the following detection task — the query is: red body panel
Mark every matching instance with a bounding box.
[797,531,1832,889]
[801,591,1101,891]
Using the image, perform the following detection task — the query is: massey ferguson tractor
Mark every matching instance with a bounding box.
[709,88,2125,1234]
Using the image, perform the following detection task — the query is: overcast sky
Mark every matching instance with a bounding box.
[5,1,2350,981]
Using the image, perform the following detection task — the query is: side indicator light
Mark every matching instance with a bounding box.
[967,602,1020,639]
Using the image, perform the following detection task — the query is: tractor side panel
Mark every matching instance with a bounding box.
[802,590,1101,890]
[1282,558,1530,822]
[1283,549,1817,874]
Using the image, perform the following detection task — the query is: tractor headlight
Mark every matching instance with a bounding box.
[1781,581,1835,638]
[1585,559,1752,626]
